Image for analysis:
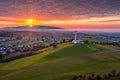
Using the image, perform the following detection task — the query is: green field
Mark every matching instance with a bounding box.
[0,42,120,80]
[82,37,107,42]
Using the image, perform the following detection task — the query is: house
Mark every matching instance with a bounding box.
[72,40,84,44]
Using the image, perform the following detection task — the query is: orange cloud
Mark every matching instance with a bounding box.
[0,15,120,29]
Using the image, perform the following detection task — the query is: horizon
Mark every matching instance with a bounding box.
[1,26,120,33]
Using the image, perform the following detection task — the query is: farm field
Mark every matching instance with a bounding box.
[0,42,120,80]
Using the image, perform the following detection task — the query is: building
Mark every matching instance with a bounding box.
[72,32,84,44]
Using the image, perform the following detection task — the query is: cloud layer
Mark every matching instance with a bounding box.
[0,0,120,20]
[0,0,120,30]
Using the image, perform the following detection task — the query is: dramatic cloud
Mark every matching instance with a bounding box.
[0,0,120,20]
[0,0,120,30]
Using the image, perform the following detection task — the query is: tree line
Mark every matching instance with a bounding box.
[71,69,120,80]
[84,40,120,47]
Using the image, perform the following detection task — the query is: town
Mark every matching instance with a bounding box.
[0,30,120,62]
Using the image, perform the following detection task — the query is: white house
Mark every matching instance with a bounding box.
[72,32,84,44]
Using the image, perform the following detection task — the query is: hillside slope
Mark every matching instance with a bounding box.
[0,43,120,80]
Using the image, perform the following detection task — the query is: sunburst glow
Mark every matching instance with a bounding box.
[25,19,36,27]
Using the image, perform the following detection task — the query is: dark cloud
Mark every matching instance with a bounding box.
[0,0,120,20]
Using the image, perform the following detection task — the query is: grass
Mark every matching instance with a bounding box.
[0,42,120,80]
[82,37,104,42]
[40,44,107,63]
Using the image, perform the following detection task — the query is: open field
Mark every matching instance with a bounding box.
[0,42,120,80]
[82,38,104,42]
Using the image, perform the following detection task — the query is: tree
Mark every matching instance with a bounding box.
[62,39,66,43]
[0,53,3,62]
[84,40,89,44]
[53,44,57,48]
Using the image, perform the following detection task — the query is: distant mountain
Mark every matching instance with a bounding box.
[3,26,62,30]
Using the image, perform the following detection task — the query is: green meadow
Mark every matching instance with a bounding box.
[0,42,120,80]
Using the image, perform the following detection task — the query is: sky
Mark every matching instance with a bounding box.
[0,0,120,31]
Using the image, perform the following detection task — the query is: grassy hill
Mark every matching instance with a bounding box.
[0,42,120,80]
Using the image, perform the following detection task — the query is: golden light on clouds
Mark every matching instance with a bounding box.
[23,18,42,27]
[25,19,36,27]
[0,15,120,29]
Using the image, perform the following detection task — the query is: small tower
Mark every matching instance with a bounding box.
[74,32,77,41]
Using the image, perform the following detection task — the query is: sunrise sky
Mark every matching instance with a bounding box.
[0,0,120,31]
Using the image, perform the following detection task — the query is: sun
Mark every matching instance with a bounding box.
[24,18,42,27]
[26,19,36,27]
